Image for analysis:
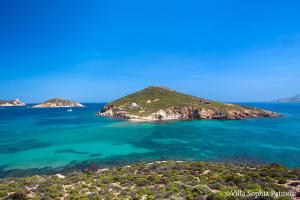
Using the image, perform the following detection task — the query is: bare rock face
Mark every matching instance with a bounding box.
[97,86,280,121]
[98,105,278,121]
[0,99,26,107]
[32,98,84,108]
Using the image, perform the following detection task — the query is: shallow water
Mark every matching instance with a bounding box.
[0,103,299,175]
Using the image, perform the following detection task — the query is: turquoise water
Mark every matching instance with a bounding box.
[0,103,299,176]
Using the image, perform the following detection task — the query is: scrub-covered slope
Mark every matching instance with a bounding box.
[0,161,299,199]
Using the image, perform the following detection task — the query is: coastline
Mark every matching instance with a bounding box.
[100,114,282,122]
[31,105,85,108]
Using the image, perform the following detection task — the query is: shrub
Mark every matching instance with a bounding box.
[277,178,287,184]
[7,191,27,200]
[208,182,223,190]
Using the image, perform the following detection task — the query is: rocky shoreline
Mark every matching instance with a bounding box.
[98,104,279,121]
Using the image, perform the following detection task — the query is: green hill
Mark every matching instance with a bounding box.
[98,86,279,121]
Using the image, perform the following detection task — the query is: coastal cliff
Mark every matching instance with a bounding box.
[32,98,84,108]
[0,99,26,107]
[98,86,279,121]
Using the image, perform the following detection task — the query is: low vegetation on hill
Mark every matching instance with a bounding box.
[107,86,224,115]
[1,161,299,200]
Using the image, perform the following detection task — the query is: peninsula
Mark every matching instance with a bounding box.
[0,99,26,107]
[98,86,279,121]
[32,98,84,108]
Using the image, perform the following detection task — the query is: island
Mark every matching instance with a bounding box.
[0,99,26,107]
[274,93,300,103]
[32,98,84,108]
[98,86,279,121]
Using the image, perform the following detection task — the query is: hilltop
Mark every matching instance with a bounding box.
[32,98,84,108]
[0,99,26,107]
[274,94,300,103]
[98,86,279,121]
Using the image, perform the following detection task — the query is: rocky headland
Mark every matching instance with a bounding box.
[32,98,84,108]
[0,99,26,107]
[98,86,280,121]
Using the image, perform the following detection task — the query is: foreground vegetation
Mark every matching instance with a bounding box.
[0,161,299,200]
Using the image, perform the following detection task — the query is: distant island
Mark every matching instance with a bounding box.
[274,94,300,103]
[98,86,279,121]
[0,99,26,107]
[32,98,84,108]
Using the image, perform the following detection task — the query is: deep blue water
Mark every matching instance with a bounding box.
[0,103,299,176]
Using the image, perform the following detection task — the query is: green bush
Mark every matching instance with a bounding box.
[277,178,287,184]
[7,191,27,200]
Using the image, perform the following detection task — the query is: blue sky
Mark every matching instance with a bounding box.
[1,0,300,102]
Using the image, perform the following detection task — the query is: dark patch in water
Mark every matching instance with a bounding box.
[35,117,96,126]
[0,165,9,172]
[0,142,266,177]
[0,139,51,154]
[55,149,88,155]
[0,152,160,177]
[0,148,272,178]
[221,155,267,165]
[0,130,9,134]
[90,153,103,157]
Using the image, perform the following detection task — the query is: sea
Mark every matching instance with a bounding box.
[0,103,299,177]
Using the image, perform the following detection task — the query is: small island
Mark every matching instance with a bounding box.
[0,99,26,107]
[32,98,84,108]
[98,86,279,121]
